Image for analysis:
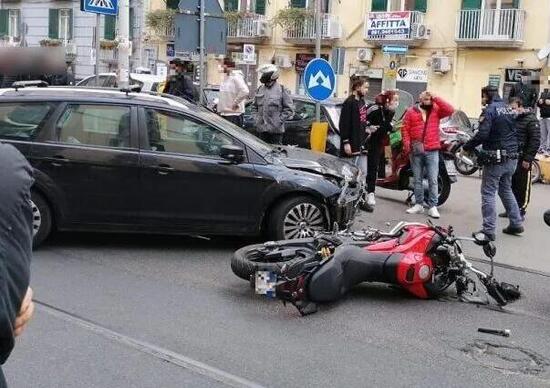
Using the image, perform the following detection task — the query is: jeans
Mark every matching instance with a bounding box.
[410,150,439,208]
[259,132,284,145]
[481,159,523,237]
[540,118,550,152]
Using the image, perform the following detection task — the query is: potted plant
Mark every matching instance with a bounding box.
[272,7,314,30]
[145,9,176,38]
[39,38,62,47]
[100,39,119,50]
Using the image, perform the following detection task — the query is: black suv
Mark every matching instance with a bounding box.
[0,86,364,246]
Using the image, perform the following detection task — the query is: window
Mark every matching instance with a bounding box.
[224,0,239,11]
[104,15,116,40]
[372,0,427,11]
[56,105,131,148]
[49,9,72,40]
[0,9,19,38]
[0,103,54,140]
[78,75,113,87]
[144,109,234,157]
[166,0,180,9]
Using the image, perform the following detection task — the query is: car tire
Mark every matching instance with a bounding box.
[436,174,451,206]
[31,191,52,248]
[267,196,327,241]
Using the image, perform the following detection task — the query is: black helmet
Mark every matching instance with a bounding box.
[544,210,550,227]
[258,64,280,85]
[481,85,499,104]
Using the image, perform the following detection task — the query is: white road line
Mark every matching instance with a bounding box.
[37,302,265,388]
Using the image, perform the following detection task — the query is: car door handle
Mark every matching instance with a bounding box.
[155,164,175,175]
[45,155,70,167]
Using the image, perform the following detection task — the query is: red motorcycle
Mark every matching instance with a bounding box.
[232,222,521,315]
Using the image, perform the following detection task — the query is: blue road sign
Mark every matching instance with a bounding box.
[303,58,336,102]
[81,0,118,16]
[382,45,408,55]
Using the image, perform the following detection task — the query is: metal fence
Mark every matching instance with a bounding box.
[456,9,525,42]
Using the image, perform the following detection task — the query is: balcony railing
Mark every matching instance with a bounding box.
[283,13,342,44]
[100,48,119,64]
[456,9,525,47]
[227,14,271,42]
[364,11,428,45]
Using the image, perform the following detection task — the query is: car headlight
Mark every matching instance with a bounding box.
[341,164,355,181]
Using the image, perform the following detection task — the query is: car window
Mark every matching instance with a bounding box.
[151,82,159,92]
[79,75,111,87]
[144,108,234,157]
[55,104,131,148]
[0,103,55,139]
[292,101,327,122]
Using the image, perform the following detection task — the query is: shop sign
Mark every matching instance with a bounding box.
[295,53,329,72]
[366,12,411,41]
[397,67,428,83]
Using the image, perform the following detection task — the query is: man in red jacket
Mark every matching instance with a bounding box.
[402,92,454,218]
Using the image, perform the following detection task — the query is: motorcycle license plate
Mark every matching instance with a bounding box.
[444,159,457,176]
[255,271,277,297]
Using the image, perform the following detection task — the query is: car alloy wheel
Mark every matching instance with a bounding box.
[283,203,325,239]
[30,200,41,238]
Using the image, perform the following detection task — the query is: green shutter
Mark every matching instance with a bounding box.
[224,0,238,11]
[414,0,427,12]
[68,9,73,40]
[371,0,387,11]
[166,0,179,10]
[255,0,266,14]
[0,10,8,37]
[291,0,307,8]
[513,0,520,8]
[104,15,116,40]
[129,8,135,39]
[49,9,59,39]
[461,0,481,9]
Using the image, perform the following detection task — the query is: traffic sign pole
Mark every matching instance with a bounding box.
[117,0,130,89]
[199,0,206,105]
[315,0,322,121]
[95,14,100,86]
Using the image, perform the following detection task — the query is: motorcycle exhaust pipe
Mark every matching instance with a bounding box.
[478,328,510,337]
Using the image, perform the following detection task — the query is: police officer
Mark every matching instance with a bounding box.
[463,85,524,241]
[162,58,196,102]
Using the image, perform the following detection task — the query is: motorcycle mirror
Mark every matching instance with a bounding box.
[483,242,497,258]
[472,232,490,246]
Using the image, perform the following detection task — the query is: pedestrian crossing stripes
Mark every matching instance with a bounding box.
[89,0,115,9]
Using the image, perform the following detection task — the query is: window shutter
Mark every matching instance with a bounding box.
[104,15,116,40]
[224,0,239,11]
[49,9,59,39]
[414,0,427,12]
[166,0,179,9]
[461,0,481,9]
[0,10,8,37]
[68,9,73,40]
[291,0,307,8]
[371,0,387,11]
[255,0,266,14]
[129,8,135,39]
[513,0,520,8]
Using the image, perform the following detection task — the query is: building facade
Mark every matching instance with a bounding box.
[214,0,549,117]
[0,0,148,80]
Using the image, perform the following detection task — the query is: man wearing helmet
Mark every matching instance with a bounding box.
[463,85,524,241]
[252,64,295,145]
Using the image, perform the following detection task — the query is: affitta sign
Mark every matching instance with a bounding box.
[366,11,411,40]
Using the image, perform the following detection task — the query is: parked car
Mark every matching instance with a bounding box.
[0,86,364,246]
[77,73,165,92]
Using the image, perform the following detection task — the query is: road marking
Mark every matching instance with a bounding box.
[36,301,265,388]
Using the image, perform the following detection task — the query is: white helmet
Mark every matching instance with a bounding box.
[258,64,280,84]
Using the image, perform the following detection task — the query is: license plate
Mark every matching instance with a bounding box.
[255,271,277,297]
[445,159,457,176]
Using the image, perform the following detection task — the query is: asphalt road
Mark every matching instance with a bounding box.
[4,177,550,388]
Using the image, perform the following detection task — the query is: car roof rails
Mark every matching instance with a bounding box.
[12,80,49,91]
[120,84,142,96]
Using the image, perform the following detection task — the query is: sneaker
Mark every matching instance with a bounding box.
[406,204,424,214]
[428,207,440,219]
[498,212,508,218]
[503,225,524,236]
[366,193,376,207]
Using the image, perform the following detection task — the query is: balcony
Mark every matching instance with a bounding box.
[282,13,342,46]
[455,9,525,47]
[227,13,271,44]
[364,11,429,46]
[100,48,119,65]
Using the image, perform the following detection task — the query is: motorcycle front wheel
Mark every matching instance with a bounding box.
[231,240,319,281]
[454,148,479,176]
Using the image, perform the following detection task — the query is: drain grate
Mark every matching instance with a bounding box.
[462,340,550,377]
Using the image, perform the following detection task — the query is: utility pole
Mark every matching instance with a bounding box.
[198,0,206,105]
[117,0,130,89]
[95,14,101,86]
[315,0,322,121]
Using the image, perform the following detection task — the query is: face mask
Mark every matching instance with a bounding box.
[388,102,399,111]
[420,103,432,110]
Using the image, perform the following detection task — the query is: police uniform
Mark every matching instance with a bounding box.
[464,97,523,240]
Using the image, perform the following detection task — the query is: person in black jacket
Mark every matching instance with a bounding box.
[0,143,35,387]
[537,88,550,154]
[163,59,196,102]
[499,98,541,219]
[339,76,370,177]
[509,70,537,109]
[364,90,398,208]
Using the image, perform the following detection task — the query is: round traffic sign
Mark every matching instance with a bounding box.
[303,58,336,102]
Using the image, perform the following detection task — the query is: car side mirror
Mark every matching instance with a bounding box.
[472,232,491,246]
[220,145,244,164]
[483,242,497,259]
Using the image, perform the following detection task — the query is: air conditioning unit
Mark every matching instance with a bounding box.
[432,56,451,73]
[325,20,343,39]
[412,24,430,40]
[357,48,373,63]
[256,21,271,38]
[274,55,292,69]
